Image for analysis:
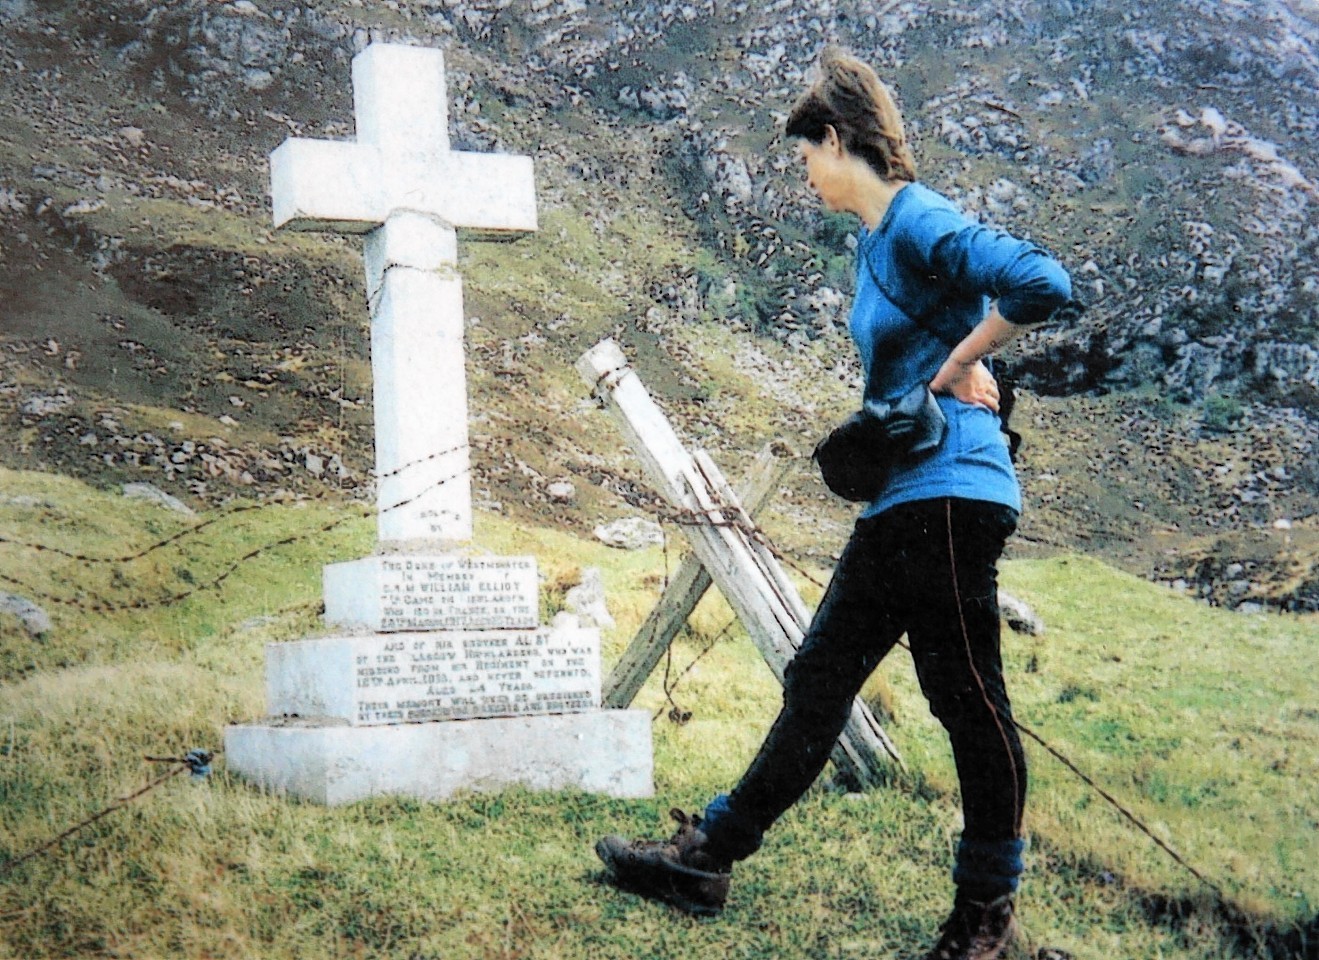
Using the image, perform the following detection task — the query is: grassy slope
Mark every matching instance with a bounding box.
[1,9,1316,957]
[1,470,1315,959]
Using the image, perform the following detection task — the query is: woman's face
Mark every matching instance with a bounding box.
[798,132,849,213]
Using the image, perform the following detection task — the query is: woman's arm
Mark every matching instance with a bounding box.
[902,199,1076,412]
[929,306,1020,411]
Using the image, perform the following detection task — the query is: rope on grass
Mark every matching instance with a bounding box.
[0,749,216,878]
[0,442,478,614]
[1009,721,1226,899]
[0,443,471,566]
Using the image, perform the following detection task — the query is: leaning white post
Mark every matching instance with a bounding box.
[578,339,902,786]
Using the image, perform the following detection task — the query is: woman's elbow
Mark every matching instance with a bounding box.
[1000,258,1074,325]
[1042,260,1072,308]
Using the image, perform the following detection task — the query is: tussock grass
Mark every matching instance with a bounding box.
[1,469,1315,959]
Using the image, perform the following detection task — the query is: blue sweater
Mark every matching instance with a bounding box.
[849,182,1073,518]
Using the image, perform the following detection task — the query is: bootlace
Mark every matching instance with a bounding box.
[662,808,732,874]
[667,807,701,840]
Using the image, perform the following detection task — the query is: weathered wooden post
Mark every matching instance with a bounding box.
[578,338,901,786]
[603,440,794,708]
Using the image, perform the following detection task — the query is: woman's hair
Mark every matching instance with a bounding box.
[785,47,917,183]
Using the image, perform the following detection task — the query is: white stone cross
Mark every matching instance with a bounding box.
[270,43,537,546]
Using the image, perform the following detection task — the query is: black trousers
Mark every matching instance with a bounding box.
[703,497,1027,874]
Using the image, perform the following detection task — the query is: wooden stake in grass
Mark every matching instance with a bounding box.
[602,439,794,710]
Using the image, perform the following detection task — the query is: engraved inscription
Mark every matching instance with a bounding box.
[347,629,599,724]
[376,556,538,631]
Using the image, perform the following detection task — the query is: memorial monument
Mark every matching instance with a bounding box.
[225,44,653,805]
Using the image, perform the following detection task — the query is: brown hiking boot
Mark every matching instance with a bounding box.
[594,808,732,916]
[923,894,1018,960]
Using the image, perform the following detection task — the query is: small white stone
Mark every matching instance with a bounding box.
[121,482,196,516]
[564,567,615,630]
[999,589,1044,636]
[547,479,576,503]
[0,593,51,637]
[1273,518,1293,530]
[62,198,105,216]
[594,517,664,550]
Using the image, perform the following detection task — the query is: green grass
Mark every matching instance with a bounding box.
[0,469,1315,959]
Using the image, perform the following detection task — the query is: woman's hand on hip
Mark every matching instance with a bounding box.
[930,357,1000,413]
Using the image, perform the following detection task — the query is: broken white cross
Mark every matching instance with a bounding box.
[270,43,537,545]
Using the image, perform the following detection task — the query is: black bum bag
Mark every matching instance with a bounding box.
[811,382,947,502]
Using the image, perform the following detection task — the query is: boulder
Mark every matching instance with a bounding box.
[1253,342,1319,389]
[999,590,1044,636]
[20,392,73,417]
[563,567,615,630]
[0,593,51,638]
[1165,341,1225,401]
[0,0,32,24]
[122,483,196,516]
[547,480,577,503]
[191,1,295,92]
[637,83,688,120]
[594,517,664,550]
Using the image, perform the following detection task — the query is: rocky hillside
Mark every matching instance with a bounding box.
[0,0,1316,611]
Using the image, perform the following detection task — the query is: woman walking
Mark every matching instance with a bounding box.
[596,47,1074,960]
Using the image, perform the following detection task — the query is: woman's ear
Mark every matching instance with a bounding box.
[822,124,842,154]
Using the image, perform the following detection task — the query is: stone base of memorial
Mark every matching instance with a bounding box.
[225,711,652,805]
[224,622,654,804]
